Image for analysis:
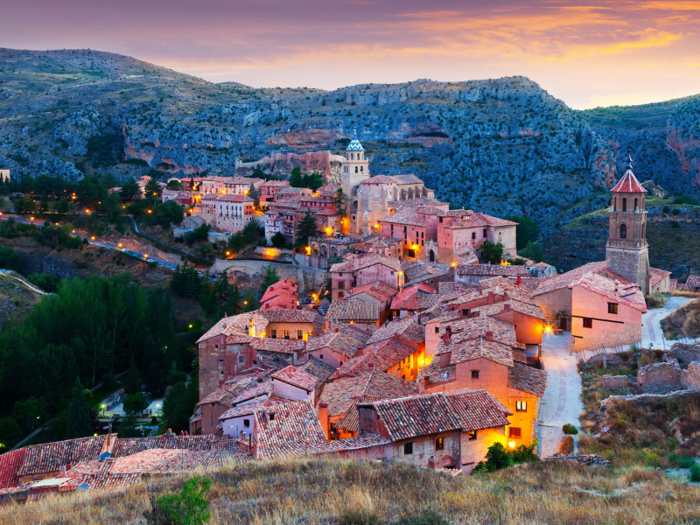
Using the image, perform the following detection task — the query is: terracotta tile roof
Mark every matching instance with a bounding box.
[254,401,328,459]
[330,253,402,273]
[507,362,548,396]
[445,314,520,349]
[0,449,25,489]
[388,198,447,209]
[573,271,647,313]
[111,435,243,457]
[650,267,671,287]
[360,175,396,185]
[300,357,337,381]
[472,298,546,321]
[531,261,616,297]
[438,281,471,294]
[402,261,451,286]
[334,338,417,377]
[325,299,383,323]
[319,372,418,418]
[17,435,111,477]
[390,286,440,311]
[378,207,430,227]
[250,338,306,354]
[478,276,541,298]
[685,275,700,289]
[258,309,323,325]
[368,394,461,441]
[456,264,528,277]
[436,336,515,368]
[219,395,291,420]
[335,395,387,433]
[231,379,273,404]
[272,365,320,391]
[366,317,425,346]
[611,169,647,193]
[197,312,264,343]
[315,434,391,452]
[442,389,512,431]
[389,174,425,184]
[348,281,398,303]
[306,331,367,358]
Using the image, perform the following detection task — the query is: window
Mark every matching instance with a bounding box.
[319,354,324,360]
[622,198,627,212]
[337,281,344,290]
[297,330,303,339]
[471,370,480,379]
[269,414,275,421]
[404,442,414,455]
[608,303,618,315]
[462,309,469,317]
[271,330,277,338]
[435,437,444,450]
[238,355,245,364]
[509,427,522,438]
[620,223,627,239]
[284,330,290,339]
[471,232,476,240]
[435,326,440,334]
[583,318,593,329]
[243,419,250,428]
[483,229,487,238]
[468,430,477,441]
[516,401,527,412]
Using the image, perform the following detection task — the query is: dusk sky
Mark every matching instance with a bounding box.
[2,0,699,108]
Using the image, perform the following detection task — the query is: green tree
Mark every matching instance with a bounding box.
[66,377,93,439]
[295,210,319,247]
[332,189,346,218]
[259,265,281,295]
[472,442,512,473]
[271,231,286,248]
[0,246,24,272]
[520,241,545,263]
[481,241,504,265]
[158,200,184,227]
[303,172,324,191]
[167,179,184,191]
[125,356,143,395]
[144,178,162,201]
[56,198,70,216]
[123,392,148,415]
[0,417,22,448]
[28,273,61,293]
[248,182,260,205]
[505,216,540,250]
[156,476,212,525]
[145,360,165,397]
[289,167,303,188]
[12,397,49,432]
[120,177,141,201]
[162,381,197,432]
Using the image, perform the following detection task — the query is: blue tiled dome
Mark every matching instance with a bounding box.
[346,133,364,152]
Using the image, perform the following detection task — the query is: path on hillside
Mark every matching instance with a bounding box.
[0,269,47,295]
[537,333,583,458]
[642,296,696,350]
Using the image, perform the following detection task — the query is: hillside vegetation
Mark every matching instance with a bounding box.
[1,458,698,525]
[2,48,699,231]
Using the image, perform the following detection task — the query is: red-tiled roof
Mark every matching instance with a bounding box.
[334,338,417,377]
[443,389,512,430]
[250,338,306,354]
[507,362,548,396]
[390,286,440,311]
[366,317,425,346]
[0,449,25,489]
[611,169,647,193]
[219,395,291,420]
[330,253,402,273]
[325,299,383,323]
[456,264,528,277]
[272,365,320,391]
[348,281,398,303]
[368,394,461,441]
[650,267,671,287]
[17,435,111,477]
[254,401,327,459]
[111,435,243,457]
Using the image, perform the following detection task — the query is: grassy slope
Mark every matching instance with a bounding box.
[0,270,43,327]
[1,458,698,525]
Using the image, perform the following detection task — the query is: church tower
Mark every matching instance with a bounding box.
[341,131,370,204]
[605,155,650,296]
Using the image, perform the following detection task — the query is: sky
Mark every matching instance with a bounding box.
[1,0,699,109]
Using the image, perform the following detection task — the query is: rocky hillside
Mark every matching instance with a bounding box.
[1,48,699,229]
[0,270,44,328]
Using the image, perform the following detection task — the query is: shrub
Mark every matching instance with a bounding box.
[397,507,450,525]
[154,476,212,525]
[646,294,668,309]
[472,442,512,473]
[690,462,700,482]
[339,509,381,525]
[669,453,695,469]
[563,424,579,435]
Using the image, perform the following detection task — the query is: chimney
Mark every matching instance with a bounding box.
[442,326,452,344]
[419,377,426,394]
[318,402,330,439]
[487,292,495,304]
[516,276,521,286]
[439,351,452,368]
[502,304,511,312]
[484,331,494,341]
[294,348,304,365]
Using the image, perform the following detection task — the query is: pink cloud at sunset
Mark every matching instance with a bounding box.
[0,0,698,108]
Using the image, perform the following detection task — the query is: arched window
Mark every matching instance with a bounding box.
[360,166,363,172]
[355,166,358,173]
[620,224,627,239]
[350,153,354,160]
[622,198,627,212]
[613,198,617,211]
[634,198,638,212]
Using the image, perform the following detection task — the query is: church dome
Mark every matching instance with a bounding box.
[346,133,364,152]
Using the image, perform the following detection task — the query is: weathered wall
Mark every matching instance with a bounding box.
[637,358,682,393]
[681,361,700,391]
[602,375,632,390]
[211,259,329,293]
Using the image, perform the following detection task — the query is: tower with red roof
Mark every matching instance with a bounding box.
[605,154,650,296]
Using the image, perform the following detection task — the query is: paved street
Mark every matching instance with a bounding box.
[537,333,583,457]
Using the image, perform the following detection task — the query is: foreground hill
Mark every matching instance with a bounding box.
[0,458,697,525]
[2,48,699,229]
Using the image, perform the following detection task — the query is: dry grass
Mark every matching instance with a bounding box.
[2,459,700,525]
[662,298,700,339]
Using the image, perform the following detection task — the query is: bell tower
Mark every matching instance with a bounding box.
[605,154,650,296]
[341,131,369,202]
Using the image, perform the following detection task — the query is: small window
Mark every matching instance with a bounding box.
[338,281,344,290]
[483,229,487,238]
[462,309,469,317]
[509,427,522,438]
[608,303,618,315]
[269,414,275,421]
[243,419,250,428]
[468,430,477,441]
[297,330,303,339]
[284,330,290,339]
[471,232,476,240]
[238,355,245,364]
[435,326,440,334]
[271,330,277,338]
[516,401,527,412]
[214,344,219,349]
[620,223,627,239]
[404,442,414,455]
[471,370,480,380]
[319,354,324,359]
[435,437,444,450]
[583,318,593,329]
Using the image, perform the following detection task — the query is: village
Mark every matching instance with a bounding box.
[2,133,699,506]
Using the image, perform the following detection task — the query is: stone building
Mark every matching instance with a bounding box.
[605,158,651,296]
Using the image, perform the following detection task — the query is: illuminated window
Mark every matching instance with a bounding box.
[468,430,477,441]
[435,437,444,450]
[516,401,527,412]
[583,318,593,329]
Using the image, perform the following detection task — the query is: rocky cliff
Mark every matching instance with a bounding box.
[1,48,698,232]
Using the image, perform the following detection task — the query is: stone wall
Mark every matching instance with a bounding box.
[669,343,700,365]
[637,358,682,393]
[602,375,632,390]
[681,361,700,391]
[211,259,329,293]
